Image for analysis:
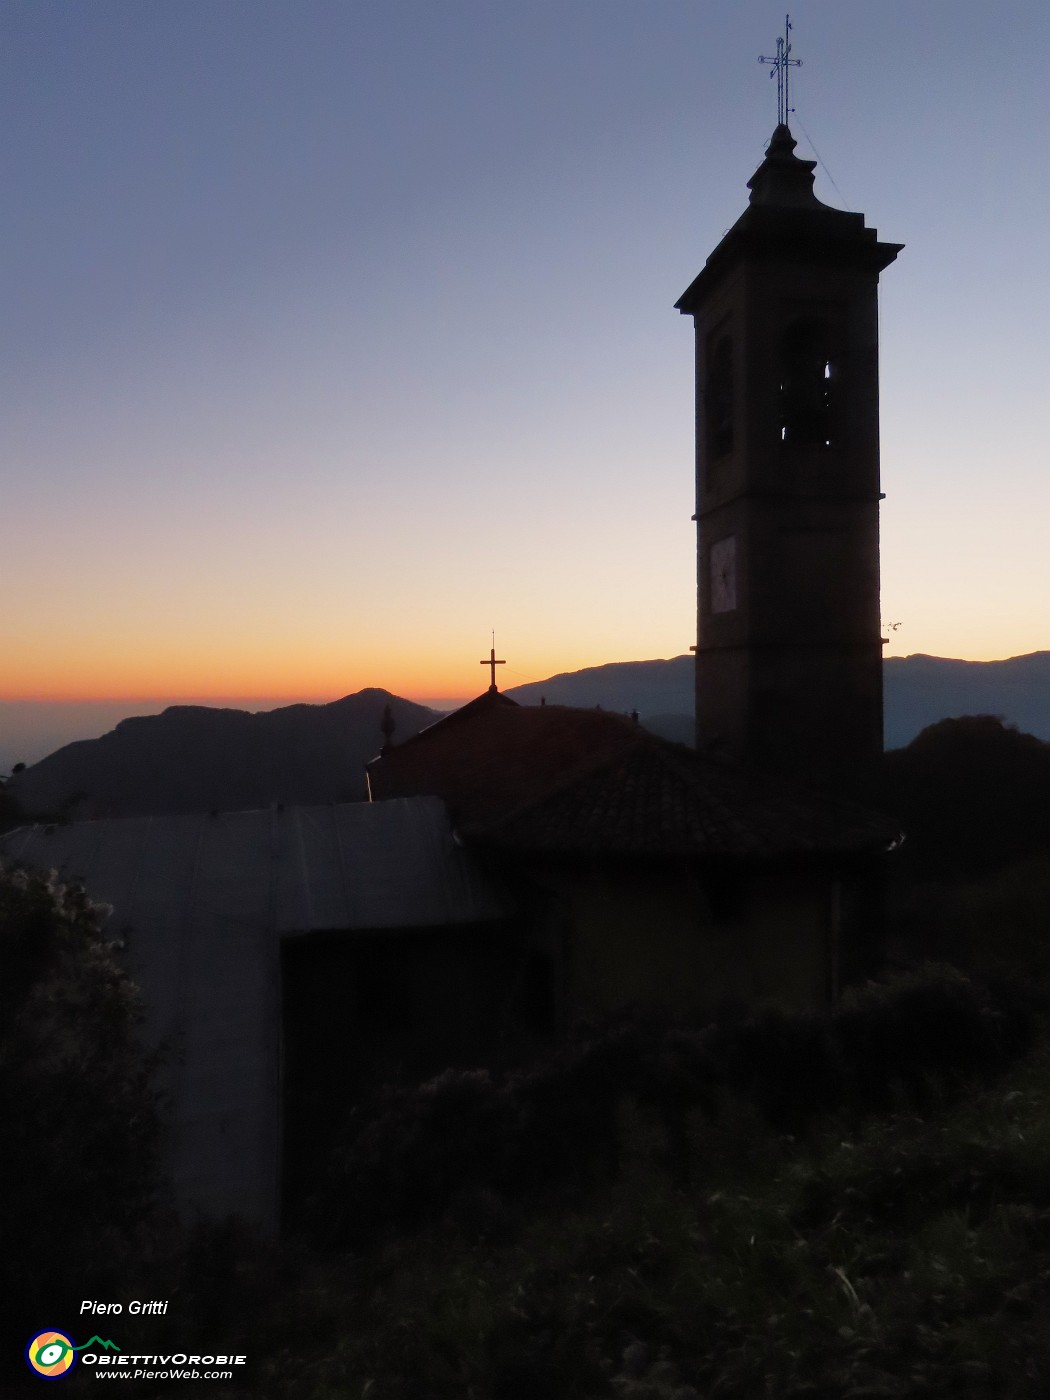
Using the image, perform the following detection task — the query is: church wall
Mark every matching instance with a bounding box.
[561,865,832,1017]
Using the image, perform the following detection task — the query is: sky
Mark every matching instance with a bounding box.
[3,1,1049,764]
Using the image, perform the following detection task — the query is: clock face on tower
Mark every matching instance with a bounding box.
[710,535,737,613]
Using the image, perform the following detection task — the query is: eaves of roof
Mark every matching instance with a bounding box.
[463,737,901,864]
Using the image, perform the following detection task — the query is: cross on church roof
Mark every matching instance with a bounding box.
[480,636,506,692]
[759,14,802,129]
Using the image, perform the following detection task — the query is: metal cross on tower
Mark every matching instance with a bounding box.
[759,14,802,129]
[479,634,506,691]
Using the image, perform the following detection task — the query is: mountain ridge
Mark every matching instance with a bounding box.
[5,653,1048,820]
[508,651,1050,750]
[7,689,439,819]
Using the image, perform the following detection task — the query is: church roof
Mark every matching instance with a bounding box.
[367,690,641,825]
[465,733,900,863]
[367,692,899,863]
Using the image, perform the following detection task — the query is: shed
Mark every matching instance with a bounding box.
[0,798,513,1229]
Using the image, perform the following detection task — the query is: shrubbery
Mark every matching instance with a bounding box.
[282,1032,1050,1400]
[304,965,1043,1249]
[0,866,166,1339]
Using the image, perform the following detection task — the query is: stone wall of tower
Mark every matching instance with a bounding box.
[678,126,900,795]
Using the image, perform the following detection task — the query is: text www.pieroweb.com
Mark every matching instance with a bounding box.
[94,1365,234,1381]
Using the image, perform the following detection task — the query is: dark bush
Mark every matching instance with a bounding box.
[307,968,1040,1248]
[0,866,165,1339]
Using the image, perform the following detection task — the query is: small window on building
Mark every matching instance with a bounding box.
[705,332,734,460]
[779,318,838,449]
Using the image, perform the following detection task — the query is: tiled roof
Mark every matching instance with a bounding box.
[368,691,640,825]
[465,736,901,862]
[368,691,899,862]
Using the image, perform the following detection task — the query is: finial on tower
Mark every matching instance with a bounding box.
[759,14,802,130]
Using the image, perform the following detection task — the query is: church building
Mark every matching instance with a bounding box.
[369,84,903,1020]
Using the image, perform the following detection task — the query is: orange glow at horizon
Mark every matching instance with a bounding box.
[4,639,1041,706]
[0,643,662,705]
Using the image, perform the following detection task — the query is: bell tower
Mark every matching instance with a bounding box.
[676,120,901,794]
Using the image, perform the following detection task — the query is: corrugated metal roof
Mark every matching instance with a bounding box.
[0,798,509,1228]
[0,797,507,935]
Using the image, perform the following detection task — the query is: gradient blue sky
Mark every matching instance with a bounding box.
[3,1,1048,763]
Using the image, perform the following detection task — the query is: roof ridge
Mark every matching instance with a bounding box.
[380,688,522,755]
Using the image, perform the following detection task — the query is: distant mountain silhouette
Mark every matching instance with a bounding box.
[882,652,1050,748]
[507,656,694,721]
[507,652,1050,750]
[9,690,437,819]
[7,653,1048,822]
[633,712,696,746]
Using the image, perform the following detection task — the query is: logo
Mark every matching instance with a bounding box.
[25,1332,120,1379]
[25,1331,77,1379]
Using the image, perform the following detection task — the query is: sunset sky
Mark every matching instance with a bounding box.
[4,1,1049,761]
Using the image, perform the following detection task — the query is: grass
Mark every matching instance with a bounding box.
[233,1031,1050,1399]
